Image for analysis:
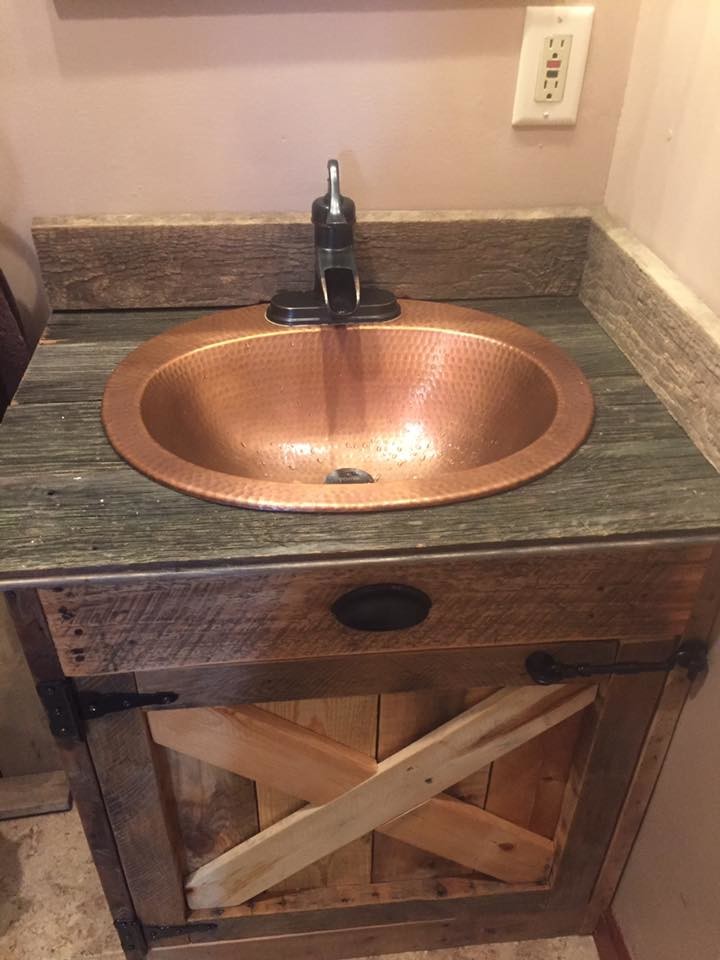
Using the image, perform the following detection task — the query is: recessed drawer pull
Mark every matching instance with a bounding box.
[526,641,708,685]
[331,584,432,632]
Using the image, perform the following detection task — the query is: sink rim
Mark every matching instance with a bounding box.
[102,301,594,512]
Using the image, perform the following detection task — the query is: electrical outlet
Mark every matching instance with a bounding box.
[513,6,594,127]
[535,35,573,103]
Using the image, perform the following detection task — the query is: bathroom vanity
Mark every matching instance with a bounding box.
[3,289,719,959]
[3,202,720,959]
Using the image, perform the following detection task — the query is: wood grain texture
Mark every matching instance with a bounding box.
[189,877,542,940]
[589,659,693,915]
[148,701,551,884]
[162,749,258,874]
[185,686,593,908]
[373,688,493,882]
[0,770,70,820]
[485,712,584,840]
[136,641,618,708]
[32,211,590,311]
[6,590,145,958]
[81,674,188,927]
[255,697,378,894]
[0,596,59,775]
[551,640,673,908]
[40,543,710,676]
[581,213,720,472]
[148,906,588,960]
[3,296,720,589]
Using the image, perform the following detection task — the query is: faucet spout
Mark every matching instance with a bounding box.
[317,249,360,318]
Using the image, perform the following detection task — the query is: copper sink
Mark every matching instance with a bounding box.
[102,301,593,512]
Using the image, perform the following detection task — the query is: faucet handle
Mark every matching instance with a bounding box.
[312,159,356,226]
[326,160,345,223]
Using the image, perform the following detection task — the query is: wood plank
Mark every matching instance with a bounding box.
[255,696,378,893]
[551,640,672,908]
[0,595,60,775]
[0,771,70,820]
[16,310,641,409]
[192,875,539,927]
[485,712,585,839]
[147,906,589,959]
[148,702,550,883]
[3,293,720,591]
[81,674,188,927]
[372,688,493,882]
[589,658,693,915]
[6,590,145,959]
[184,684,595,908]
[162,749,258,874]
[137,640,618,708]
[590,544,720,916]
[581,212,720,472]
[593,910,634,960]
[40,543,710,676]
[32,211,590,311]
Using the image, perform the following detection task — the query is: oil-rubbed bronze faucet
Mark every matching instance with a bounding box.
[267,159,400,325]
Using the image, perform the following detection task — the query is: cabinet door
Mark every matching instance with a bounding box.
[82,639,677,950]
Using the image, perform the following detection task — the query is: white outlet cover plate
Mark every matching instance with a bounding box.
[512,5,595,127]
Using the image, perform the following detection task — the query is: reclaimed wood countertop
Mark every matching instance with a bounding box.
[1,296,719,587]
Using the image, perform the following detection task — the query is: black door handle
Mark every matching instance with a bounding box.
[331,584,431,632]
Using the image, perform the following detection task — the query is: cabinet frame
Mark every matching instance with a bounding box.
[8,539,719,959]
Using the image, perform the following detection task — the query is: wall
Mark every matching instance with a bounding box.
[0,0,639,340]
[607,9,720,958]
[605,0,720,315]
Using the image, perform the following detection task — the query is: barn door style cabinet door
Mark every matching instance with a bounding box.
[10,542,718,959]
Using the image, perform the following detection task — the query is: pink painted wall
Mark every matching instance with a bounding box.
[1,1,639,337]
[605,0,720,315]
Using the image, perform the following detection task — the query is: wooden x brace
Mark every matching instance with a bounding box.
[149,683,595,909]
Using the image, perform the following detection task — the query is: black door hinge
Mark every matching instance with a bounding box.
[37,679,178,741]
[114,919,146,953]
[526,640,709,685]
[114,918,217,952]
[145,922,218,942]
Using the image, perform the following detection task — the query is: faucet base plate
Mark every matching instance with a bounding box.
[266,287,401,326]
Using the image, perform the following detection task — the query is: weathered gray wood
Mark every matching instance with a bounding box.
[2,297,720,588]
[39,542,707,676]
[581,213,720,472]
[0,770,70,820]
[6,590,145,959]
[32,211,590,310]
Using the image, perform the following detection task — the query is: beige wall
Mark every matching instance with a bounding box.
[605,0,720,315]
[1,0,639,338]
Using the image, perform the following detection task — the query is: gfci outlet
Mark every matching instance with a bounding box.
[513,6,594,127]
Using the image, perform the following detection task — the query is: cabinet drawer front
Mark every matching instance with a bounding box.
[41,542,710,676]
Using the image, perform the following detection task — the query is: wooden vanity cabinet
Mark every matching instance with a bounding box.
[10,539,719,960]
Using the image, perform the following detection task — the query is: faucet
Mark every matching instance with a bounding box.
[267,159,400,325]
[313,159,360,318]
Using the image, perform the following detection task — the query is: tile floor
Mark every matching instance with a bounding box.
[0,806,600,960]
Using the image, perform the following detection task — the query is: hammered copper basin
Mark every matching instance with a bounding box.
[102,301,593,511]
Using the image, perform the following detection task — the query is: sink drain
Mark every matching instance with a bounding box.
[324,468,375,485]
